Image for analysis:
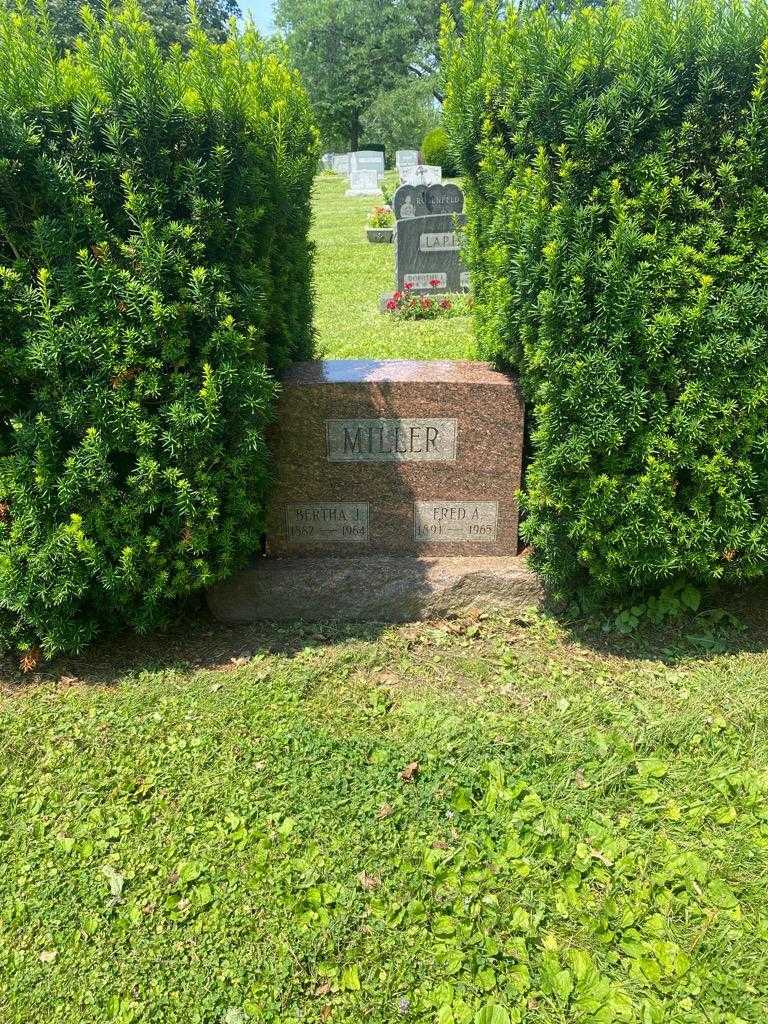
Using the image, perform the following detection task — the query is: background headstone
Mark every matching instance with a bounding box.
[321,152,335,171]
[332,153,351,175]
[395,212,468,293]
[396,149,419,170]
[350,150,386,177]
[400,164,442,186]
[393,183,464,220]
[346,170,382,197]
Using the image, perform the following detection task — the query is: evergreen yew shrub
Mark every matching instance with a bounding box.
[443,0,768,599]
[421,126,458,176]
[0,4,318,656]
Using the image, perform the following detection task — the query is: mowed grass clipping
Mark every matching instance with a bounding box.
[312,172,476,361]
[2,606,768,1023]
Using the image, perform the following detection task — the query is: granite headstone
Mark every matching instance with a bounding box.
[394,213,468,294]
[350,150,386,176]
[393,183,464,221]
[400,164,442,186]
[207,360,537,623]
[263,360,524,557]
[332,153,351,175]
[346,170,382,197]
[396,149,419,170]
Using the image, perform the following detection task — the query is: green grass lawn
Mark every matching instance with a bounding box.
[312,172,477,361]
[2,172,768,1024]
[2,601,768,1023]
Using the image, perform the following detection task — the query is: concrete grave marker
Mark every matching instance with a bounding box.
[400,164,442,186]
[346,170,382,197]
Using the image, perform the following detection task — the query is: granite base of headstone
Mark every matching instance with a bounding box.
[207,360,540,624]
[208,554,543,623]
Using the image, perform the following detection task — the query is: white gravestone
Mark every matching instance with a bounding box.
[400,164,443,186]
[332,154,351,175]
[346,170,382,197]
[396,149,419,170]
[350,150,385,177]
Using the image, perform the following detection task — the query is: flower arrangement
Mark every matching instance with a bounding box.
[385,281,472,320]
[367,205,394,228]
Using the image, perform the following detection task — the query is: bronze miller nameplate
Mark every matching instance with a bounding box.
[326,418,458,463]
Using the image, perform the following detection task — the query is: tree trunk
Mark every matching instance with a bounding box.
[349,111,360,152]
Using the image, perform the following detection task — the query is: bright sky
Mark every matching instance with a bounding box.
[240,0,275,33]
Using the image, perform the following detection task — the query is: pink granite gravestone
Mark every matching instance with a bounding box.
[208,360,541,622]
[264,360,524,558]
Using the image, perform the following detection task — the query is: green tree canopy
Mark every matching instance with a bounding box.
[274,0,462,150]
[14,0,240,51]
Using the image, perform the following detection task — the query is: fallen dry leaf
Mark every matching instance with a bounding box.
[589,847,614,866]
[39,950,57,964]
[20,647,43,673]
[321,1006,332,1022]
[400,761,420,783]
[357,871,380,891]
[58,675,78,686]
[574,768,590,790]
[314,981,331,997]
[377,803,394,820]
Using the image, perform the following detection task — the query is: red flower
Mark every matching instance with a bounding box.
[404,282,414,290]
[386,299,397,311]
[393,291,402,300]
[440,298,452,310]
[420,296,431,308]
[429,278,441,288]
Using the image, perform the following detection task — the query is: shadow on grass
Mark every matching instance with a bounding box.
[3,580,767,693]
[554,579,768,666]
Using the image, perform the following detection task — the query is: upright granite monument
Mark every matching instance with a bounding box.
[396,149,420,171]
[346,170,382,197]
[394,213,468,294]
[208,360,539,622]
[350,150,386,177]
[383,184,469,297]
[400,164,442,186]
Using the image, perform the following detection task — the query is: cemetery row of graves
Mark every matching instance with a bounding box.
[322,149,472,314]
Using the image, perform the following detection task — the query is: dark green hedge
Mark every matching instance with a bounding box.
[444,0,768,600]
[0,4,318,656]
[421,126,459,177]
